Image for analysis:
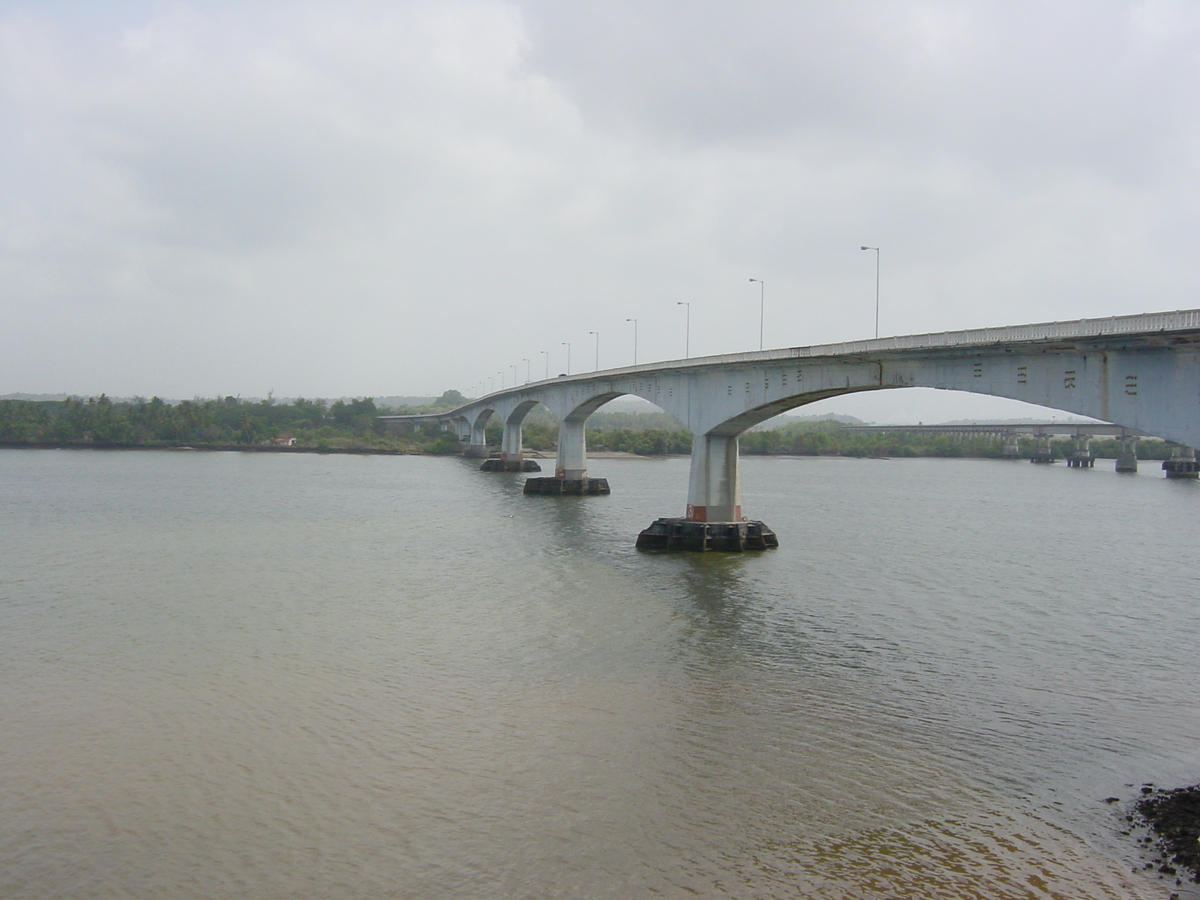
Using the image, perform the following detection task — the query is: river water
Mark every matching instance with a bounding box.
[1,448,1197,899]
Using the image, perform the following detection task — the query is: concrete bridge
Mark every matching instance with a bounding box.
[838,422,1162,471]
[381,308,1200,549]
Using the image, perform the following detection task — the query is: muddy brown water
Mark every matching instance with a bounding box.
[1,449,1198,898]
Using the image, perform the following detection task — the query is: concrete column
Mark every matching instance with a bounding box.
[1163,444,1200,478]
[1030,433,1055,463]
[500,420,523,461]
[1067,433,1095,468]
[465,418,489,458]
[1002,432,1021,458]
[685,433,742,522]
[554,419,588,479]
[1116,435,1138,473]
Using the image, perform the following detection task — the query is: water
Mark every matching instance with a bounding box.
[1,448,1197,898]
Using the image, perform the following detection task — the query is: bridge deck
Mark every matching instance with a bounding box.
[473,308,1200,398]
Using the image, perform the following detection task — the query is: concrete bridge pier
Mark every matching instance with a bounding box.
[1162,444,1200,479]
[480,419,541,472]
[1002,431,1021,459]
[636,433,778,551]
[1030,433,1056,464]
[464,417,490,459]
[1115,435,1139,473]
[1066,433,1095,468]
[685,433,742,522]
[523,417,609,495]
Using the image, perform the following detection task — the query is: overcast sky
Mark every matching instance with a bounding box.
[2,1,1197,421]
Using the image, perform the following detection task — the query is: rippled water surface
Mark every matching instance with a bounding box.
[2,449,1198,898]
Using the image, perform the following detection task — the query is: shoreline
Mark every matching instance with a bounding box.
[0,442,1145,464]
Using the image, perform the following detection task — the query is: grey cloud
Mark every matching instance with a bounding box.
[0,0,1196,413]
[522,1,1199,185]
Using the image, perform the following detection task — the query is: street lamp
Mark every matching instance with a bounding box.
[626,318,638,364]
[561,342,571,375]
[749,278,764,350]
[861,246,879,338]
[541,350,549,379]
[511,364,517,386]
[498,370,504,389]
[677,301,690,357]
[522,358,530,383]
[589,331,600,370]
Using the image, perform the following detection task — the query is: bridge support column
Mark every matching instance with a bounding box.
[685,433,742,523]
[480,420,541,472]
[523,418,608,494]
[1029,433,1056,464]
[636,433,778,551]
[464,419,489,458]
[1115,435,1139,473]
[1002,432,1021,459]
[1162,444,1200,479]
[554,419,587,480]
[1066,433,1095,468]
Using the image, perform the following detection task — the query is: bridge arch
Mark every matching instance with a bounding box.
[707,387,885,437]
[498,399,551,461]
[469,407,497,448]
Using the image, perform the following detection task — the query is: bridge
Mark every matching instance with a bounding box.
[837,422,1169,470]
[381,309,1200,550]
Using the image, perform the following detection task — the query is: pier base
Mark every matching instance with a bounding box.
[1115,455,1138,473]
[523,476,610,495]
[1162,459,1200,479]
[635,518,778,552]
[1065,454,1094,468]
[480,458,541,472]
[1029,434,1055,463]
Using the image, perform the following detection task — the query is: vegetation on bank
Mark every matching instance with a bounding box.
[0,393,470,453]
[0,394,1171,460]
[589,419,1170,460]
[737,420,1173,460]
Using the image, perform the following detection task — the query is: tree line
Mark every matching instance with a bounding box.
[0,394,1170,460]
[0,393,466,452]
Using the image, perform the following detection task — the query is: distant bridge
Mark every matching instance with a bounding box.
[382,309,1200,549]
[839,423,1143,437]
[837,421,1165,470]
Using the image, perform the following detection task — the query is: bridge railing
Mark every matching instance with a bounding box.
[385,308,1200,411]
[505,308,1200,393]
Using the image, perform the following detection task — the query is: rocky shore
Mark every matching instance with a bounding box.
[1126,784,1200,888]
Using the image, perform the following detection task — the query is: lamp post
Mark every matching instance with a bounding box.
[541,350,549,379]
[488,377,494,393]
[626,318,638,364]
[861,246,879,338]
[511,364,517,386]
[589,331,600,370]
[522,358,530,383]
[561,342,571,375]
[749,278,764,350]
[498,370,504,389]
[677,301,690,357]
